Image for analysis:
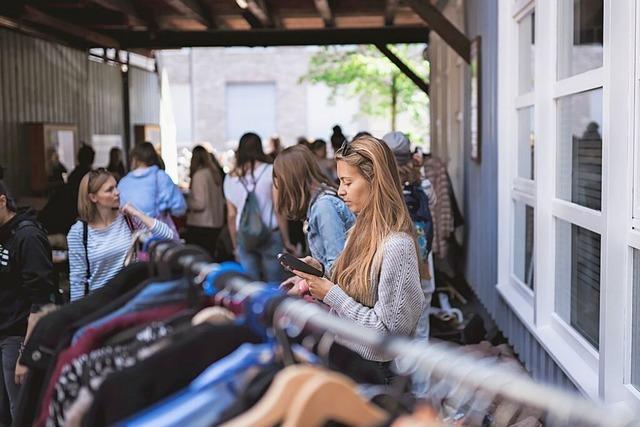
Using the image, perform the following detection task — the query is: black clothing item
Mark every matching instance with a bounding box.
[82,323,261,427]
[13,263,149,427]
[0,208,55,337]
[48,322,173,427]
[186,226,222,260]
[107,163,125,181]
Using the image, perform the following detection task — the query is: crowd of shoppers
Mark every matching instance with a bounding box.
[0,124,439,424]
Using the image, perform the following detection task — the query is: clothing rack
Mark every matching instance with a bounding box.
[141,238,636,426]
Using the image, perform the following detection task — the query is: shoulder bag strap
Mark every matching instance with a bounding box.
[82,221,91,296]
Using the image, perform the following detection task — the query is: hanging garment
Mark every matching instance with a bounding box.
[46,322,173,427]
[71,278,188,344]
[80,323,262,427]
[423,156,454,258]
[15,263,151,427]
[33,304,186,427]
[121,343,281,427]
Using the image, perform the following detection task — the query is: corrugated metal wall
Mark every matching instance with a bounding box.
[0,28,159,197]
[462,0,577,391]
[0,29,88,195]
[88,59,124,137]
[129,66,160,147]
[425,0,578,391]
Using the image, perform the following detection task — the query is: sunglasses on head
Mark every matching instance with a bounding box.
[88,167,109,187]
[338,138,351,156]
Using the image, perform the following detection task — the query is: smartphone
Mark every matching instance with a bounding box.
[277,253,324,277]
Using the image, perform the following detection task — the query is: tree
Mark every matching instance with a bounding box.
[300,44,430,144]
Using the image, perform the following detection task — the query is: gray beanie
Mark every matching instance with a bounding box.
[382,131,412,165]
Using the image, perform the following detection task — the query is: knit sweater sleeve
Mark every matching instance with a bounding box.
[323,233,424,337]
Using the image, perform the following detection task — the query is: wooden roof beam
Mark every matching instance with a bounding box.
[87,0,146,27]
[21,5,119,47]
[117,26,430,49]
[375,44,429,95]
[404,0,470,62]
[162,0,214,28]
[384,0,400,26]
[236,0,273,28]
[313,0,334,28]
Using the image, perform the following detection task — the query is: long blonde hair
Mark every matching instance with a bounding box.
[332,136,417,307]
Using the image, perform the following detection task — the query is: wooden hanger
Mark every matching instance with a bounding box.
[282,370,388,427]
[219,365,323,427]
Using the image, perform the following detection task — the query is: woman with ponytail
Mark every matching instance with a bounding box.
[292,135,424,372]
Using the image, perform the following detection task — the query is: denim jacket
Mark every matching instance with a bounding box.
[305,190,355,273]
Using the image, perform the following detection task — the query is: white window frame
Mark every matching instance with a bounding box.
[498,0,637,401]
[499,0,537,328]
[619,0,640,412]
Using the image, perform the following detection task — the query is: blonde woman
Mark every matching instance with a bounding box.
[67,169,174,301]
[292,136,425,372]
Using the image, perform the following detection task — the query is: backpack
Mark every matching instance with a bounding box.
[237,167,272,251]
[403,182,433,260]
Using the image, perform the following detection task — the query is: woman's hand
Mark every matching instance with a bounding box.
[15,361,27,385]
[292,270,334,300]
[280,276,303,295]
[120,202,143,219]
[121,202,156,229]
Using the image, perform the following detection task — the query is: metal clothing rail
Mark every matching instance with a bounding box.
[139,238,636,426]
[272,299,635,427]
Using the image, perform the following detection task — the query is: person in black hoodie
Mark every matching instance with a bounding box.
[0,180,55,420]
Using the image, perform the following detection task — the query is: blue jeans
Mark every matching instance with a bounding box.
[237,230,284,283]
[0,336,22,420]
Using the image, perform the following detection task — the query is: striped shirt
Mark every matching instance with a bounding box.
[67,215,173,301]
[323,232,425,362]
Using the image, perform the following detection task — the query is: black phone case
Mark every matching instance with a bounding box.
[277,253,323,277]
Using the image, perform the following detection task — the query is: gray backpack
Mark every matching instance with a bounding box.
[237,167,272,250]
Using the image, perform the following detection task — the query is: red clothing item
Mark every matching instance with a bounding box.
[34,303,186,427]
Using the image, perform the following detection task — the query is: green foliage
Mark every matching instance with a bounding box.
[300,44,430,144]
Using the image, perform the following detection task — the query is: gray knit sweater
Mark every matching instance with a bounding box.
[323,232,425,361]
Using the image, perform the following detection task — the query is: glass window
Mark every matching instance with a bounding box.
[556,88,603,210]
[514,201,535,289]
[557,0,603,79]
[555,219,601,348]
[632,250,640,390]
[518,10,535,94]
[517,107,535,180]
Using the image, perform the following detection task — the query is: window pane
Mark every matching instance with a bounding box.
[518,11,535,94]
[517,107,535,180]
[555,219,600,348]
[557,0,603,79]
[632,250,640,390]
[514,201,535,289]
[556,88,602,210]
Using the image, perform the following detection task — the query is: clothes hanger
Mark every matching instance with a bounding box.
[281,369,388,427]
[147,240,180,276]
[219,365,324,427]
[157,244,209,281]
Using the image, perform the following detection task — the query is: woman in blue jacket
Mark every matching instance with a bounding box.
[118,142,186,222]
[273,145,354,293]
